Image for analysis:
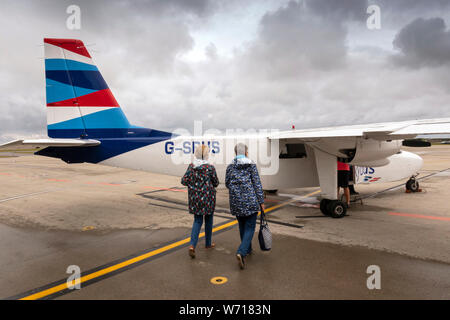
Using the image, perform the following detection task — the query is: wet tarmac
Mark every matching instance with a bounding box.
[0,146,449,299]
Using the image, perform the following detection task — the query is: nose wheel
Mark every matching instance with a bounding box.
[406,176,421,193]
[320,199,347,218]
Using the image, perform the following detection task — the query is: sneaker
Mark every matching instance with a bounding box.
[189,246,195,259]
[205,243,216,249]
[236,254,245,269]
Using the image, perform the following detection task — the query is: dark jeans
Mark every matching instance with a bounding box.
[236,212,258,256]
[190,214,213,248]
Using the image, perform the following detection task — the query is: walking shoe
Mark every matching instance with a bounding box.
[205,243,216,249]
[188,246,195,259]
[236,254,245,269]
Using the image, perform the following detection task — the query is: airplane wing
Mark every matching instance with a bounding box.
[268,118,450,202]
[270,118,450,141]
[0,138,100,157]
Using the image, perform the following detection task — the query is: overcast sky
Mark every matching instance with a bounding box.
[1,0,450,142]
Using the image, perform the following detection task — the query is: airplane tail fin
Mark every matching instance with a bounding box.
[44,38,131,138]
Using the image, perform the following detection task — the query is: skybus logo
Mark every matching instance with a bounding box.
[355,166,379,183]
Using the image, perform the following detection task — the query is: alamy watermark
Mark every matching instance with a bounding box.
[366,265,381,290]
[66,5,81,30]
[367,5,381,30]
[66,265,81,290]
[167,121,280,175]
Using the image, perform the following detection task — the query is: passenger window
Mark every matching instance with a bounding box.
[279,143,307,158]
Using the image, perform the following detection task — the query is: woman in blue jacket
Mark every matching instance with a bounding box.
[225,143,265,269]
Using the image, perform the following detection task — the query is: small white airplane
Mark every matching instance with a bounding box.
[2,38,450,218]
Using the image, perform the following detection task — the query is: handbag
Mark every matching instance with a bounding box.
[258,209,272,251]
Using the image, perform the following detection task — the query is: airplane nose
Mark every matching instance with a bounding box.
[404,151,423,174]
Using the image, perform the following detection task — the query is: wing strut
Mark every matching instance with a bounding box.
[313,148,337,200]
[313,148,348,218]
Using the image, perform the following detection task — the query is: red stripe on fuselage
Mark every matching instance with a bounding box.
[47,89,119,107]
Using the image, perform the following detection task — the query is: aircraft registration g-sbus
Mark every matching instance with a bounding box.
[2,38,450,218]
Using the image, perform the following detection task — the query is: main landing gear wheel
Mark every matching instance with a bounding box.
[320,199,347,218]
[327,200,347,218]
[320,199,331,216]
[406,177,420,192]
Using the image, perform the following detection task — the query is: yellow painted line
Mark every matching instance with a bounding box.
[19,191,319,300]
[305,189,321,197]
[20,237,191,300]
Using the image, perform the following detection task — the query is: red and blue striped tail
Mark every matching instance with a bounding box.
[40,38,173,164]
[44,38,131,138]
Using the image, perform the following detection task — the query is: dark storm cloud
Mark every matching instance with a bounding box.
[393,17,450,67]
[23,0,215,73]
[225,1,450,130]
[308,0,368,22]
[370,0,450,30]
[377,0,450,14]
[1,0,450,142]
[0,0,219,142]
[131,0,214,17]
[25,0,214,20]
[239,0,350,79]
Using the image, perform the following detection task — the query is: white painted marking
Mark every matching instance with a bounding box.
[0,190,56,203]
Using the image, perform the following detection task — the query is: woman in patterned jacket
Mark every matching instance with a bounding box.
[181,145,219,258]
[225,143,265,269]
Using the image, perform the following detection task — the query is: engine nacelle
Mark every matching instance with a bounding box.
[307,138,402,164]
[354,158,390,167]
[350,139,402,166]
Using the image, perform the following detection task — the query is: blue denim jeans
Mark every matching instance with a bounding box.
[190,214,213,248]
[236,212,258,256]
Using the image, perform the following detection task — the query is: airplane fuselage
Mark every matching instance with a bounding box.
[93,134,423,190]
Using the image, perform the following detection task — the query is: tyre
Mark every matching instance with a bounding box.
[327,200,347,218]
[320,199,331,216]
[406,179,419,192]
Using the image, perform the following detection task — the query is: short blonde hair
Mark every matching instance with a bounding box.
[195,144,209,160]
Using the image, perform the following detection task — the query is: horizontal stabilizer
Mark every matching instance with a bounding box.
[0,138,100,157]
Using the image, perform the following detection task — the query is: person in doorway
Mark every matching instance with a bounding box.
[348,165,359,195]
[337,160,351,208]
[181,144,219,259]
[225,143,265,269]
